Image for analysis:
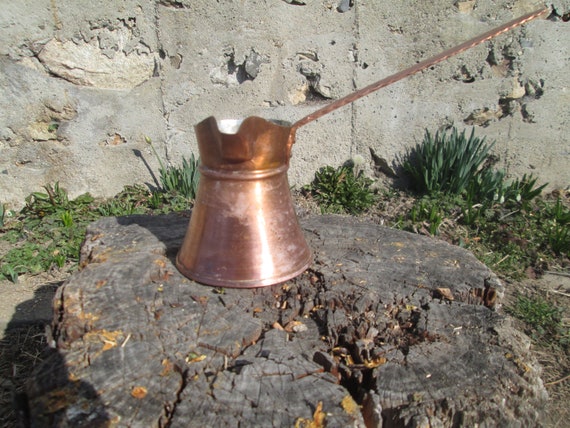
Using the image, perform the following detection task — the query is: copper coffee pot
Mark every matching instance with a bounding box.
[176,8,547,288]
[176,116,311,287]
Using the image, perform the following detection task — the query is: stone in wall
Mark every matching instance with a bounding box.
[209,47,270,87]
[37,19,156,89]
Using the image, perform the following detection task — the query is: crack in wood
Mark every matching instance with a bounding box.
[24,214,546,426]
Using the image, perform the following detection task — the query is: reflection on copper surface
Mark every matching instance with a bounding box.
[254,180,275,280]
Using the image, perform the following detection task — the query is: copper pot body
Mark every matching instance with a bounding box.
[176,116,312,288]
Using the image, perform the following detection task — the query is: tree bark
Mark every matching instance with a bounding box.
[25,213,547,427]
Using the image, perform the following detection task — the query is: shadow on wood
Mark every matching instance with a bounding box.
[24,214,547,427]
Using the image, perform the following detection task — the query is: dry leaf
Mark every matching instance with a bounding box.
[191,295,208,305]
[285,320,307,333]
[341,394,360,415]
[295,401,326,428]
[435,287,454,301]
[186,352,207,363]
[363,356,387,369]
[102,341,115,352]
[272,322,284,331]
[131,386,147,399]
[160,358,174,376]
[84,329,122,351]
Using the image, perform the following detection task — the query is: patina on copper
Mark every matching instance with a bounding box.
[176,8,547,288]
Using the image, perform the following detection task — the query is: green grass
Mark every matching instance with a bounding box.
[390,126,567,279]
[381,189,569,350]
[507,295,569,347]
[389,186,569,280]
[146,136,200,200]
[0,203,6,228]
[0,183,97,282]
[1,146,201,283]
[305,163,376,214]
[401,127,495,196]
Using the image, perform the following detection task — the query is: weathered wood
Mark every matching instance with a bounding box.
[25,213,547,427]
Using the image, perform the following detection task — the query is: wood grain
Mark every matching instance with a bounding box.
[25,213,546,427]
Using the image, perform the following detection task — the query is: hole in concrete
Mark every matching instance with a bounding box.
[226,54,250,84]
[464,108,496,127]
[219,48,268,84]
[498,97,518,117]
[546,5,570,22]
[456,65,475,83]
[486,47,514,77]
[525,79,544,99]
[304,76,331,101]
[521,104,535,123]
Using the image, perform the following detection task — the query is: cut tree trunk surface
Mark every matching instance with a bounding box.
[25,213,547,427]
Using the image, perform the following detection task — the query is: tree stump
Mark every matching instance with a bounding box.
[24,213,547,427]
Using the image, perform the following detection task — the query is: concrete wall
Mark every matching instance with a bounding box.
[1,0,569,208]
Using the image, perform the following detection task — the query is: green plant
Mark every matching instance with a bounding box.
[466,168,507,205]
[22,183,95,220]
[161,155,200,199]
[23,182,69,217]
[0,202,6,228]
[0,176,207,283]
[508,295,566,341]
[0,184,98,282]
[0,243,56,283]
[546,198,570,224]
[146,136,200,199]
[148,191,163,210]
[383,172,566,280]
[535,198,570,257]
[402,127,495,196]
[97,200,143,217]
[461,189,483,226]
[96,185,151,217]
[308,164,376,214]
[61,211,74,228]
[1,264,18,283]
[502,174,547,208]
[408,196,444,235]
[547,223,570,257]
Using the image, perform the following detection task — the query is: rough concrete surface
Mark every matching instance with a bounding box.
[1,0,569,208]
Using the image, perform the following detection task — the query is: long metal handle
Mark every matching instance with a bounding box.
[291,7,548,132]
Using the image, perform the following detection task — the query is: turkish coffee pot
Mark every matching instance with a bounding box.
[176,8,546,288]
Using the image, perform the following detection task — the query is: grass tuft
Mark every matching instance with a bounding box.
[401,127,494,196]
[305,163,376,215]
[507,295,569,347]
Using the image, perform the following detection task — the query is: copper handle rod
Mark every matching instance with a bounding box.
[291,7,548,132]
